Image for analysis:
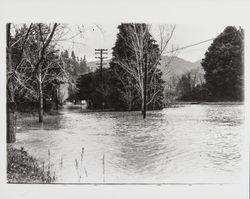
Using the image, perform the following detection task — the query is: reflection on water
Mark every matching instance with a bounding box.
[13,104,244,183]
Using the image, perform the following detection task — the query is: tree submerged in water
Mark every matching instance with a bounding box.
[110,23,165,112]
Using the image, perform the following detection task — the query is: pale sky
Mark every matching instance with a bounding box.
[59,24,237,63]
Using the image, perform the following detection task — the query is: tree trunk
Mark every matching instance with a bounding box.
[143,62,147,119]
[7,102,16,143]
[128,94,132,111]
[38,68,43,123]
[141,97,144,114]
[6,23,16,143]
[129,82,132,111]
[55,85,59,111]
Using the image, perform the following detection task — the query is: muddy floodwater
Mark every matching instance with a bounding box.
[12,104,244,183]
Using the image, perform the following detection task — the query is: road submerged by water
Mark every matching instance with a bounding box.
[12,104,244,183]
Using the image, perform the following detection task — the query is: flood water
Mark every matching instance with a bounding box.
[13,104,244,183]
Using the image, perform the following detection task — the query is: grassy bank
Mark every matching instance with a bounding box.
[7,146,55,183]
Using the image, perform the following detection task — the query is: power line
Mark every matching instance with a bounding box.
[164,29,239,54]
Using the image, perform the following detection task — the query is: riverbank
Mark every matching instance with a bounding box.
[64,101,244,112]
[7,146,55,183]
[169,101,244,106]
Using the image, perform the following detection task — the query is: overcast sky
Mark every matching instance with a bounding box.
[60,24,235,63]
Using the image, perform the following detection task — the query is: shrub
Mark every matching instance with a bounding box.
[7,146,55,183]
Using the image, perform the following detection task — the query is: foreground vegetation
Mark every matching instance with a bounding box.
[7,146,55,183]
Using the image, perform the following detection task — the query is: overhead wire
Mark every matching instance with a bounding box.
[164,29,239,54]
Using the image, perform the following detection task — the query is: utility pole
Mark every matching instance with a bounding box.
[95,49,108,111]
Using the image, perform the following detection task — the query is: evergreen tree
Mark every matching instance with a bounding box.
[76,68,115,109]
[60,50,91,101]
[64,50,69,58]
[109,23,164,111]
[201,26,244,101]
[75,24,165,111]
[79,57,89,74]
[71,50,76,61]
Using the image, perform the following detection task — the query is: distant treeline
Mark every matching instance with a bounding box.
[165,26,244,103]
[75,67,164,111]
[186,26,243,102]
[60,50,90,102]
[73,26,244,110]
[74,24,165,111]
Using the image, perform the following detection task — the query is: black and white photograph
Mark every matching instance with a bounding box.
[0,0,249,199]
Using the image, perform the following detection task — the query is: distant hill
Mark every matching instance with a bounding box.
[193,59,202,67]
[159,56,204,77]
[192,59,205,74]
[87,56,204,80]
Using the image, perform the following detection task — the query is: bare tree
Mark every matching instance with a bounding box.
[12,23,68,121]
[6,23,88,144]
[11,23,87,124]
[114,23,175,118]
[16,23,58,122]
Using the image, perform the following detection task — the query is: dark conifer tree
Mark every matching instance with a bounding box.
[71,50,76,61]
[109,23,164,110]
[201,26,244,101]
